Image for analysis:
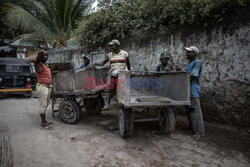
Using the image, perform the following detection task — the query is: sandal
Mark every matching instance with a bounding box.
[108,126,119,132]
[192,133,205,139]
[41,123,54,130]
[46,121,53,125]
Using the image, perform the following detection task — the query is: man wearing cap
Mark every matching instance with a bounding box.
[156,52,173,72]
[94,39,130,110]
[184,46,205,139]
[156,52,178,120]
[80,56,91,69]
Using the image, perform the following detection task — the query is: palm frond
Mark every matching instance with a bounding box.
[6,4,57,40]
[71,0,83,22]
[16,0,58,33]
[3,0,90,47]
[17,34,48,48]
[71,0,90,26]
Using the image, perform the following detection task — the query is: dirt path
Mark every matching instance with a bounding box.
[0,95,249,167]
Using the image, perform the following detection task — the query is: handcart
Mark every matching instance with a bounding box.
[116,71,190,137]
[51,66,108,124]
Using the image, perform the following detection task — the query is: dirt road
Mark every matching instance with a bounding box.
[0,95,249,167]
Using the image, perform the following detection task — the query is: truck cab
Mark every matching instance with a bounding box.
[0,57,32,97]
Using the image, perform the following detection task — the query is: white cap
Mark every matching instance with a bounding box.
[108,39,120,46]
[184,46,199,55]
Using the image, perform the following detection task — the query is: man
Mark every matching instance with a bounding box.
[156,52,173,72]
[184,46,204,139]
[94,39,130,110]
[156,52,177,120]
[80,55,91,69]
[35,51,53,130]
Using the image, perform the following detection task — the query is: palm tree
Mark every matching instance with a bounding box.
[3,0,90,48]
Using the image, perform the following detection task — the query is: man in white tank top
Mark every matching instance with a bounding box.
[94,39,131,110]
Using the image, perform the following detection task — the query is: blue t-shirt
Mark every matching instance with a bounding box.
[79,64,86,69]
[186,59,202,98]
[79,63,90,69]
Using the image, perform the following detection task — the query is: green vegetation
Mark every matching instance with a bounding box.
[2,0,90,47]
[75,0,249,50]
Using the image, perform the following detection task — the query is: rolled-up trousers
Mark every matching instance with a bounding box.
[36,84,51,114]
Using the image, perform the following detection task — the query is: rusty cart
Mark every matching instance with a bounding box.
[116,71,190,138]
[51,66,108,124]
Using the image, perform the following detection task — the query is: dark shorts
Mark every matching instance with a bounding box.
[106,72,118,93]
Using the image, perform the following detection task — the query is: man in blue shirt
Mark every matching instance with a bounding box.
[185,46,205,139]
[80,56,91,69]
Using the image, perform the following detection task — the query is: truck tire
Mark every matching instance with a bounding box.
[158,107,176,134]
[59,100,80,124]
[84,95,104,114]
[119,107,134,138]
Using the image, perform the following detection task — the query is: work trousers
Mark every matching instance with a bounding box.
[186,98,205,134]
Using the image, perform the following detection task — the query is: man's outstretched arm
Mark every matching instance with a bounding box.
[94,56,109,66]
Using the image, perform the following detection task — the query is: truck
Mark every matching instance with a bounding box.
[0,57,32,97]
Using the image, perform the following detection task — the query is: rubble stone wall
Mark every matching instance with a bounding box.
[121,23,250,126]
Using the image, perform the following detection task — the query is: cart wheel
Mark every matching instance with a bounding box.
[59,100,80,124]
[70,100,81,121]
[84,95,104,114]
[158,108,176,134]
[119,107,134,138]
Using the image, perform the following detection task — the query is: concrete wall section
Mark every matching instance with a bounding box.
[47,47,83,69]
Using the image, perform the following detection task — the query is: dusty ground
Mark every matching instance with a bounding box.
[0,95,249,167]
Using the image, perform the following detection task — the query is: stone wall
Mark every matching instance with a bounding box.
[120,23,250,126]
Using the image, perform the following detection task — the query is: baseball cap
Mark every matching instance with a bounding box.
[184,46,199,55]
[108,39,120,46]
[159,52,170,60]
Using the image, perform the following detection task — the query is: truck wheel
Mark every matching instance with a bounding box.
[84,95,104,114]
[59,100,80,124]
[158,107,176,134]
[119,107,134,138]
